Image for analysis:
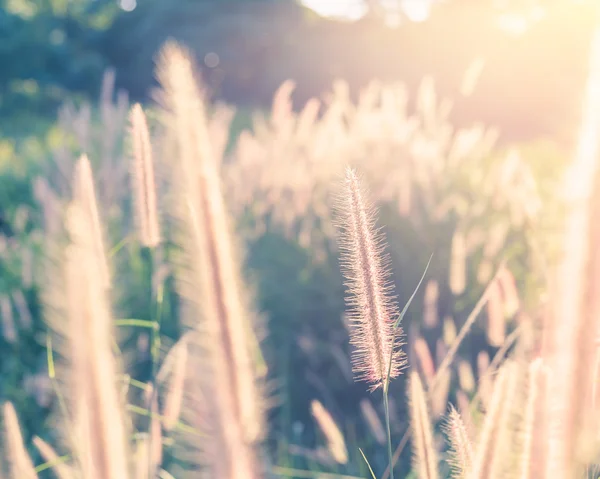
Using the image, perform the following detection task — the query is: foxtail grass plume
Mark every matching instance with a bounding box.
[156,41,263,478]
[336,167,405,390]
[129,103,161,248]
[545,26,600,477]
[2,402,37,479]
[311,400,348,465]
[72,154,110,289]
[408,372,439,479]
[63,201,129,479]
[443,405,473,478]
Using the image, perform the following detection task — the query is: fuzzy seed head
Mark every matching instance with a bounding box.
[408,372,439,479]
[72,154,111,289]
[444,406,473,478]
[129,103,161,248]
[336,167,406,390]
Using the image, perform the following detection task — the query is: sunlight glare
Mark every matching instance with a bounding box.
[300,0,434,23]
[300,0,368,21]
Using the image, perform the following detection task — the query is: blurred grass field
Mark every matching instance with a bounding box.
[1,1,600,478]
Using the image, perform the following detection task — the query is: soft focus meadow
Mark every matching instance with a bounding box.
[2,1,600,478]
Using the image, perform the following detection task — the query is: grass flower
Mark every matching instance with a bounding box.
[408,372,439,479]
[129,103,161,248]
[336,167,405,390]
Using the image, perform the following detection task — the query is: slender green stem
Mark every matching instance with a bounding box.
[359,448,378,479]
[34,454,71,473]
[383,386,394,479]
[382,261,505,479]
[108,234,133,258]
[114,318,156,328]
[382,254,431,479]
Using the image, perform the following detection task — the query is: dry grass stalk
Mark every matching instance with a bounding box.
[33,436,73,479]
[311,400,348,465]
[444,405,473,478]
[359,399,386,445]
[129,103,161,248]
[156,41,263,478]
[544,26,600,478]
[335,167,405,390]
[72,154,110,289]
[408,372,439,479]
[2,402,37,479]
[64,201,129,479]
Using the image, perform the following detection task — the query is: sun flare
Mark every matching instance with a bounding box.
[300,0,433,23]
[300,0,368,21]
